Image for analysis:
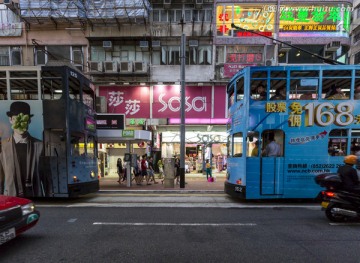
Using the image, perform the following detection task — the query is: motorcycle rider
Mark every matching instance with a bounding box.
[337,155,360,191]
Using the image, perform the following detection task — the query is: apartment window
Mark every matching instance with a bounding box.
[152,8,212,23]
[35,47,46,65]
[34,46,83,70]
[0,46,21,66]
[198,46,211,65]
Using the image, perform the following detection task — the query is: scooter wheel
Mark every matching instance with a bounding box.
[325,203,347,222]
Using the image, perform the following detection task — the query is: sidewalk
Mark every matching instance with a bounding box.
[99,172,226,192]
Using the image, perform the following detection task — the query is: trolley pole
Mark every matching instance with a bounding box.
[180,33,186,188]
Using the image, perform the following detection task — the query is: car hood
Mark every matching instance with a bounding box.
[0,195,32,210]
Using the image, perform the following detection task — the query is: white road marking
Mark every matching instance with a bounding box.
[67,218,78,223]
[93,222,256,226]
[329,222,360,226]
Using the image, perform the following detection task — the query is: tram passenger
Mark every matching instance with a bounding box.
[325,84,347,100]
[250,140,259,157]
[270,87,286,100]
[256,84,267,100]
[300,91,313,100]
[262,133,281,157]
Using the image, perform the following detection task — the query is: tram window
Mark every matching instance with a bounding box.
[261,130,284,157]
[251,81,267,100]
[70,135,85,156]
[83,87,94,109]
[247,132,259,157]
[233,132,243,157]
[0,80,7,100]
[290,78,318,100]
[10,78,38,100]
[228,87,235,107]
[269,79,286,100]
[87,136,95,158]
[355,80,360,100]
[227,135,232,157]
[69,76,80,101]
[323,78,350,99]
[42,78,62,100]
[328,129,348,156]
[236,77,244,101]
[350,130,360,155]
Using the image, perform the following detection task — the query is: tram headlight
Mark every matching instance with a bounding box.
[90,170,96,179]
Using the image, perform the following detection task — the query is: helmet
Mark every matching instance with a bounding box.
[344,155,358,165]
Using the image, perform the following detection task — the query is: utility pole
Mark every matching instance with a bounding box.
[180,33,186,188]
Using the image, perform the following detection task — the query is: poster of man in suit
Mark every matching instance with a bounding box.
[0,101,52,197]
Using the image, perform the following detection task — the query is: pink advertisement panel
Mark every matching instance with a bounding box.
[152,85,212,118]
[214,86,226,118]
[99,86,151,118]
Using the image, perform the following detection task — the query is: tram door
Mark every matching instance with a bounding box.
[260,130,285,195]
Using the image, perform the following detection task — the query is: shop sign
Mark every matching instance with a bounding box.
[161,132,227,143]
[96,114,125,130]
[122,130,134,138]
[224,64,256,78]
[128,118,146,125]
[0,23,22,37]
[152,86,212,118]
[196,134,226,143]
[216,4,275,37]
[279,5,351,33]
[98,86,151,118]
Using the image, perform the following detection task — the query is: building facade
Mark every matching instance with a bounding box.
[0,0,356,173]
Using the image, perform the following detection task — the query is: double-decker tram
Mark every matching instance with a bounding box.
[0,65,99,198]
[225,65,360,199]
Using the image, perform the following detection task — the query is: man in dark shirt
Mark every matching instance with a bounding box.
[337,155,359,191]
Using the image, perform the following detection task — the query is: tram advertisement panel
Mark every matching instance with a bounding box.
[0,100,50,198]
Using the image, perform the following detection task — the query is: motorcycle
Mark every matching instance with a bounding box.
[315,173,360,222]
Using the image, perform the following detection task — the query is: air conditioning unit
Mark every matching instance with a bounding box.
[104,61,119,73]
[152,41,161,50]
[134,61,147,73]
[265,59,275,66]
[88,61,103,72]
[4,0,13,5]
[189,40,199,47]
[195,0,203,8]
[326,41,341,52]
[119,61,133,73]
[163,0,171,9]
[140,41,149,50]
[279,41,292,52]
[103,41,113,50]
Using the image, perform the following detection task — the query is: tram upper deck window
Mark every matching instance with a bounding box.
[289,71,318,100]
[0,73,6,100]
[9,71,39,100]
[228,87,235,108]
[270,79,287,100]
[354,78,360,99]
[236,77,244,101]
[69,76,80,101]
[323,70,351,100]
[83,85,94,109]
[41,77,62,100]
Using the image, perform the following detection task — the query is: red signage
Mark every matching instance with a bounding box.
[226,53,262,64]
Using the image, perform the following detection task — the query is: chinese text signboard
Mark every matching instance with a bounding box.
[99,86,227,119]
[216,4,351,37]
[99,86,151,118]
